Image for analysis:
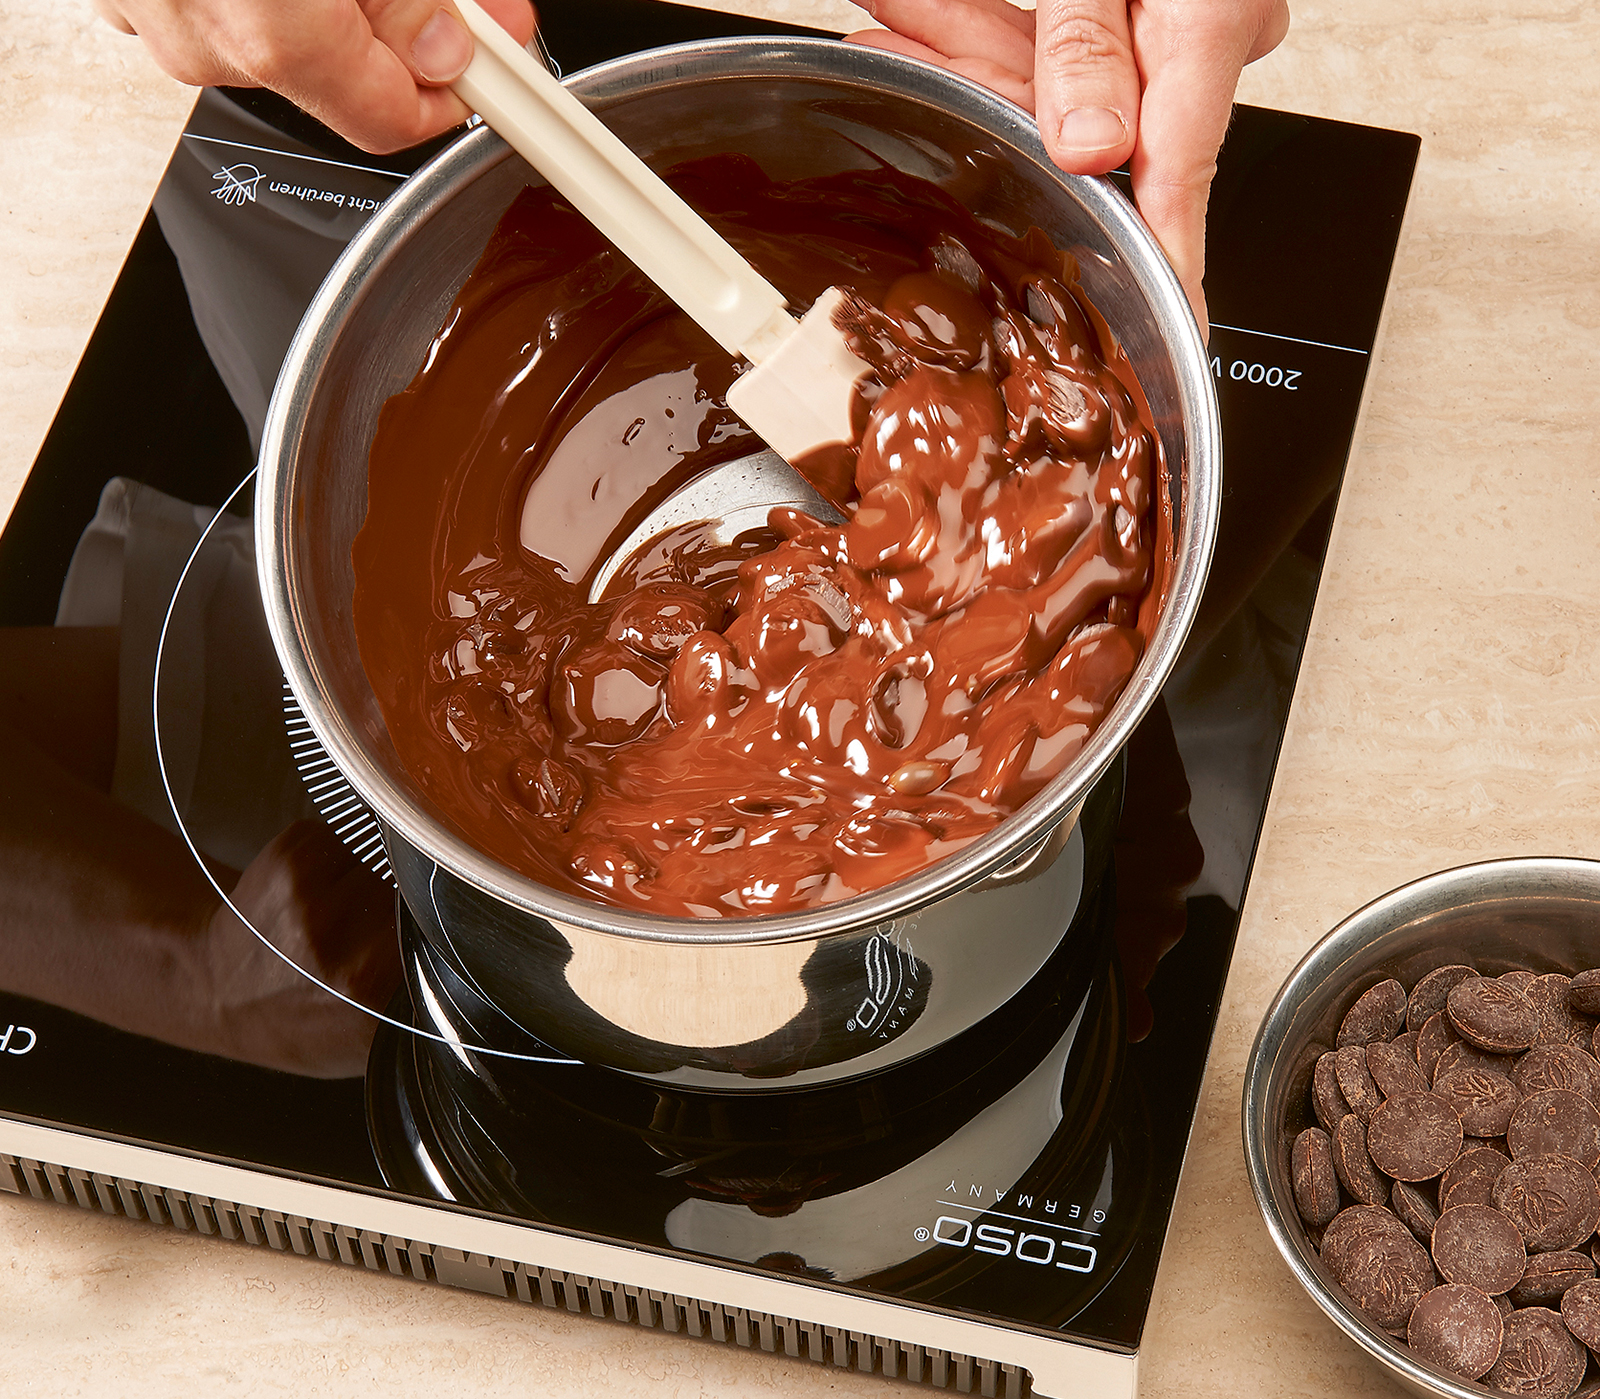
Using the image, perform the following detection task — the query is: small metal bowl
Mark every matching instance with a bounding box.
[1242,856,1600,1398]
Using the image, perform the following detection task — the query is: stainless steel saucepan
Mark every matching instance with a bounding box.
[256,38,1221,1090]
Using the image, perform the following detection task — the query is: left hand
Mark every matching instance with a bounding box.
[92,0,536,154]
[848,0,1291,334]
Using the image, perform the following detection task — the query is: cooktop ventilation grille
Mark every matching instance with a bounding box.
[0,1150,1031,1397]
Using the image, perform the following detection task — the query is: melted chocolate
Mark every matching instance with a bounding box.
[353,157,1169,917]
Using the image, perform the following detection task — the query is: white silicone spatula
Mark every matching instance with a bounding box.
[450,0,868,469]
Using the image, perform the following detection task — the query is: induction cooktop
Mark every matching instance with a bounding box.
[0,5,1418,1395]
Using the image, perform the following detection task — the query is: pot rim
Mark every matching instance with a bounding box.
[257,36,1221,948]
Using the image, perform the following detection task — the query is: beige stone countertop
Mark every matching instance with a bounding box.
[4,0,1599,1394]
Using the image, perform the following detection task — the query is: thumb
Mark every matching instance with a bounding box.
[1034,0,1140,175]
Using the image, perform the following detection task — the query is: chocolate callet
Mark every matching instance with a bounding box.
[1483,1307,1587,1398]
[1432,1204,1529,1296]
[1313,1051,1352,1134]
[1368,1092,1464,1181]
[1409,965,1479,1033]
[1333,1113,1391,1207]
[1449,978,1541,1055]
[351,158,1169,917]
[1407,1283,1504,1380]
[1511,1252,1596,1308]
[1322,1205,1436,1331]
[1494,1154,1600,1253]
[1508,1089,1600,1171]
[1560,1278,1600,1353]
[1335,1043,1384,1122]
[1293,1127,1342,1229]
[1339,978,1408,1048]
[1393,1180,1442,1244]
[1368,1038,1431,1099]
[1440,1146,1513,1212]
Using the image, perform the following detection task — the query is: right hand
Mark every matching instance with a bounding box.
[94,0,536,153]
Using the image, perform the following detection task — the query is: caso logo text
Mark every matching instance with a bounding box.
[931,1215,1096,1273]
[0,1025,37,1056]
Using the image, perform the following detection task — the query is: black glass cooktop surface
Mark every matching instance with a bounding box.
[0,0,1418,1371]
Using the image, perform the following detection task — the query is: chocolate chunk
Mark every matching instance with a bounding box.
[1368,1092,1464,1181]
[1292,1127,1342,1229]
[1529,974,1597,1049]
[1323,1204,1436,1330]
[1449,978,1542,1054]
[1409,965,1480,1033]
[1339,978,1409,1048]
[1494,1154,1600,1253]
[1333,1113,1391,1207]
[1570,971,1600,1018]
[1436,1066,1524,1137]
[1509,1089,1600,1171]
[1407,1283,1505,1380]
[1335,1044,1383,1122]
[1435,1040,1517,1086]
[1393,1179,1443,1243]
[1560,1277,1600,1353]
[1368,1039,1431,1099]
[1511,1251,1596,1307]
[1441,1147,1514,1212]
[1313,1051,1351,1135]
[1432,1204,1529,1295]
[1515,1046,1600,1109]
[1418,1011,1459,1083]
[1484,1307,1587,1397]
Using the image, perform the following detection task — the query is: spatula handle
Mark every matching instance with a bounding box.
[451,0,796,360]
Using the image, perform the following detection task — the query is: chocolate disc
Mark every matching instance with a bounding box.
[1516,1046,1600,1109]
[1333,1113,1390,1207]
[1368,1039,1431,1099]
[1334,1044,1383,1122]
[1494,1154,1600,1253]
[1569,971,1600,1019]
[1436,1066,1524,1137]
[1560,1277,1600,1352]
[1323,1205,1436,1330]
[1529,974,1596,1049]
[1338,978,1409,1048]
[1408,965,1480,1033]
[1432,1203,1529,1295]
[1441,1146,1514,1212]
[1448,978,1541,1054]
[1509,1089,1600,1172]
[1367,1092,1464,1181]
[1393,1179,1443,1243]
[1502,971,1540,995]
[1483,1307,1587,1398]
[1511,1251,1597,1308]
[1407,1283,1504,1380]
[1435,1040,1517,1087]
[1292,1127,1341,1229]
[1313,1051,1351,1134]
[1418,1011,1459,1083]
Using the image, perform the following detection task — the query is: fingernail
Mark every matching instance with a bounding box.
[1056,107,1128,155]
[414,8,472,83]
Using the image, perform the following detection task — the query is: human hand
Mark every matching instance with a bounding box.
[848,0,1290,333]
[93,0,535,153]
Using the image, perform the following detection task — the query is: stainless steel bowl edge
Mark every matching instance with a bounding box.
[1243,856,1600,1399]
[256,36,1220,948]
